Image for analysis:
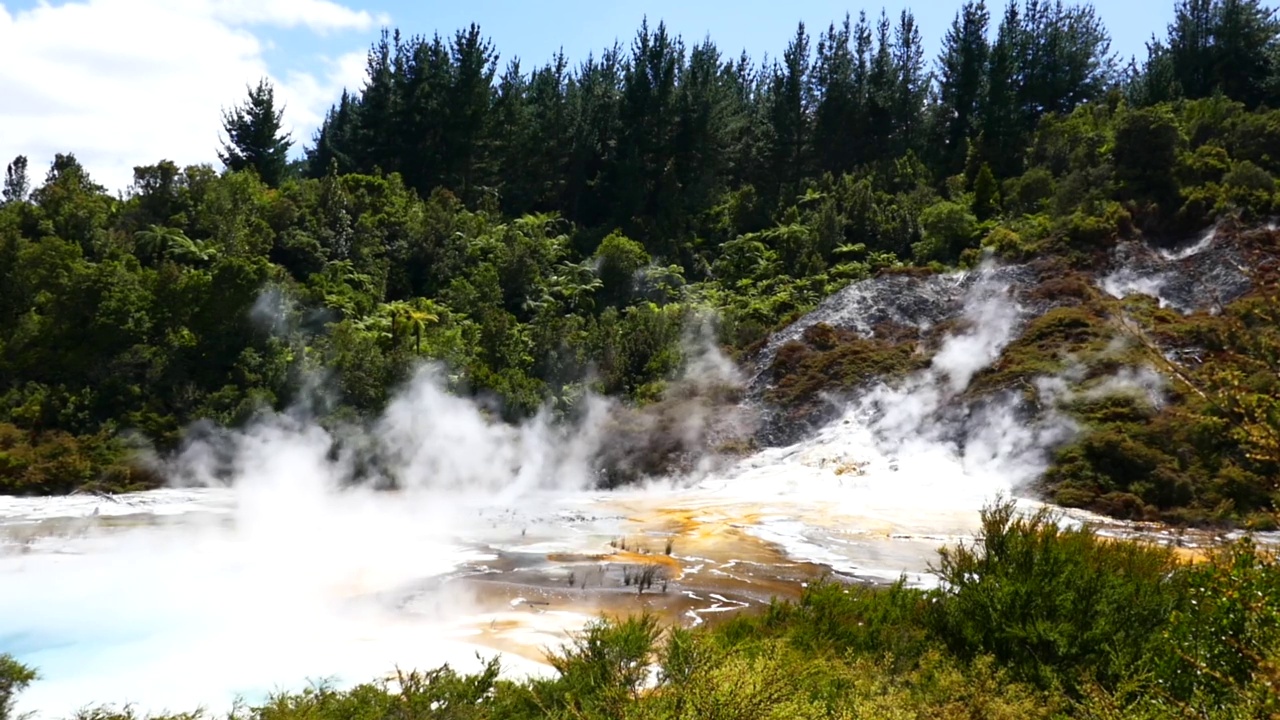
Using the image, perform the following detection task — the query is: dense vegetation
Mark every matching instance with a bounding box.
[5,501,1280,718]
[2,0,1280,527]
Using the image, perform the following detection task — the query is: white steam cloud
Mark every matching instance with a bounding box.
[1,262,1174,716]
[854,263,1074,488]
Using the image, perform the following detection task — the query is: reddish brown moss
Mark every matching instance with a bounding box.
[967,305,1113,396]
[767,323,923,409]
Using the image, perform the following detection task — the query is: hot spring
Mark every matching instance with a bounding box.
[0,266,1220,717]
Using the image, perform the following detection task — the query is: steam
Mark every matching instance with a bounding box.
[2,354,622,715]
[2,286,755,717]
[0,259,1191,716]
[854,264,1070,488]
[1083,366,1167,408]
[1101,268,1174,308]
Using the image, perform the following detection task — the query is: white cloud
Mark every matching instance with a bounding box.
[209,0,389,34]
[0,0,381,194]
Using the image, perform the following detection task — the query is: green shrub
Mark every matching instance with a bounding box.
[1057,202,1131,252]
[1154,539,1280,710]
[0,655,36,720]
[913,200,978,263]
[1177,144,1231,187]
[1004,167,1056,216]
[931,500,1182,692]
[981,227,1033,261]
[1223,160,1277,216]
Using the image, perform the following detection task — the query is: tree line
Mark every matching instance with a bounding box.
[297,0,1275,253]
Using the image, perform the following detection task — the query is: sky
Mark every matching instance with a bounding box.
[0,0,1176,194]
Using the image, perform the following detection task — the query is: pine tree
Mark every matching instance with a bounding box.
[1024,0,1113,118]
[397,33,452,194]
[675,39,740,247]
[1168,0,1216,99]
[973,162,1001,219]
[614,18,684,242]
[934,2,991,177]
[355,29,402,176]
[2,155,28,204]
[892,10,929,159]
[491,58,533,212]
[1209,0,1278,107]
[976,2,1026,178]
[444,24,499,200]
[767,23,814,204]
[525,52,574,212]
[1127,37,1180,106]
[1131,0,1279,108]
[813,16,861,175]
[564,45,624,228]
[865,12,898,166]
[306,90,359,177]
[218,79,293,187]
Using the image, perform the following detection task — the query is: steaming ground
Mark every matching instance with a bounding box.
[0,264,1213,717]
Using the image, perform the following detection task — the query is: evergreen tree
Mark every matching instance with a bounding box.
[892,10,929,159]
[813,16,861,175]
[1127,37,1180,106]
[527,53,574,212]
[675,39,741,247]
[973,162,1001,219]
[767,23,815,205]
[866,13,898,167]
[1168,0,1216,99]
[306,90,359,177]
[1018,0,1113,119]
[355,29,402,176]
[1211,0,1277,106]
[1131,0,1280,108]
[397,32,452,194]
[934,2,991,177]
[614,19,684,244]
[976,3,1026,177]
[2,155,28,204]
[444,24,499,200]
[491,58,533,211]
[218,79,293,187]
[564,45,624,228]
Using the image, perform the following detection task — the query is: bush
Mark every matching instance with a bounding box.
[1222,160,1277,216]
[977,226,1029,260]
[1057,202,1131,252]
[1003,167,1055,216]
[1113,106,1181,205]
[913,200,978,263]
[931,500,1182,692]
[0,422,160,495]
[1152,539,1280,711]
[0,655,36,720]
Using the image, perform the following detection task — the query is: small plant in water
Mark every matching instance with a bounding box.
[636,564,662,594]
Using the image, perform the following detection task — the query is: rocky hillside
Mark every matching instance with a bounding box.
[744,224,1279,528]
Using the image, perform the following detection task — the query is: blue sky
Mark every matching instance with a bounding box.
[0,0,1174,192]
[251,0,1175,98]
[264,0,1174,79]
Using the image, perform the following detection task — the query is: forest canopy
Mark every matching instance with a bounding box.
[3,0,1280,523]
